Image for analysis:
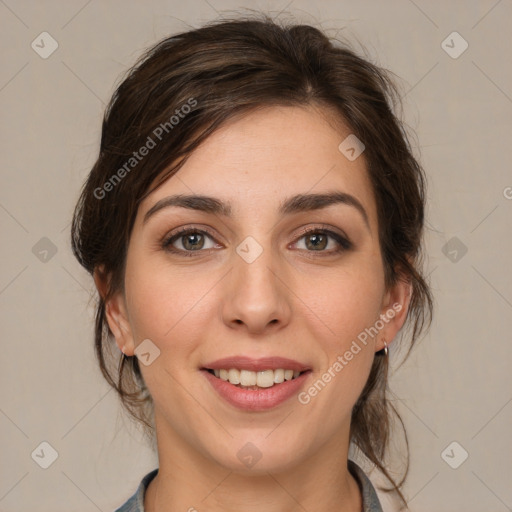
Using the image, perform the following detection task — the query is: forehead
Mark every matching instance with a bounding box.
[139,105,377,228]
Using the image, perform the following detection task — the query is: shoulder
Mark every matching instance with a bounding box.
[348,459,385,512]
[113,468,158,512]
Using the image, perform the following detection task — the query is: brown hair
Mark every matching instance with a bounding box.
[71,12,432,506]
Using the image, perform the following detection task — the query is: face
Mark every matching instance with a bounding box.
[100,105,410,474]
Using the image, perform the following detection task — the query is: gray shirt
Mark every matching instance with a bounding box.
[114,459,384,512]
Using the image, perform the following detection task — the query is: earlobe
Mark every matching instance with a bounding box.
[105,295,135,356]
[93,266,135,356]
[378,276,413,352]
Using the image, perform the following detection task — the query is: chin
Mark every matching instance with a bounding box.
[203,435,309,475]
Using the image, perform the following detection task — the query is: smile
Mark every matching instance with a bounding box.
[206,368,304,389]
[201,368,312,411]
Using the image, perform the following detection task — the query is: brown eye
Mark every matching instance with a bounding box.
[304,232,328,251]
[293,228,352,254]
[181,232,205,250]
[162,228,219,256]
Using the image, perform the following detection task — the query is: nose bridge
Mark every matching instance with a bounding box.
[222,234,291,333]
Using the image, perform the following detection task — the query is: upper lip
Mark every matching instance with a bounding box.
[202,356,311,373]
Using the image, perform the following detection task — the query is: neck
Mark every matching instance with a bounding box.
[144,414,362,512]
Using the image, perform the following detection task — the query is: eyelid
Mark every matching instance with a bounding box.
[293,223,349,241]
[290,225,352,252]
[161,225,221,253]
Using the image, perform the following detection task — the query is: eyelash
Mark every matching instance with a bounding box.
[161,225,352,258]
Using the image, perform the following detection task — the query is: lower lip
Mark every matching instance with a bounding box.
[201,369,312,411]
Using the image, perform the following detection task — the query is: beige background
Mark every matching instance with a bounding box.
[1,1,511,511]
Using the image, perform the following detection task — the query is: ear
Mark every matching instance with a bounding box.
[376,271,413,352]
[93,266,135,356]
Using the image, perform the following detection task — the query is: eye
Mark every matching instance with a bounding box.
[161,225,352,258]
[162,227,220,256]
[292,227,352,254]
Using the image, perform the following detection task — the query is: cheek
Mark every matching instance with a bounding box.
[124,257,216,348]
[297,269,382,413]
[294,261,384,407]
[298,262,385,346]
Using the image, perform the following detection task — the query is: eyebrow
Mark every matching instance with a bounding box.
[143,191,370,230]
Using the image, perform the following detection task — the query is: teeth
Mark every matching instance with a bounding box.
[210,368,304,387]
[256,370,274,388]
[273,368,285,383]
[240,370,257,386]
[228,368,240,384]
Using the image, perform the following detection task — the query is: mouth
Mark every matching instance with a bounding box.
[200,356,313,410]
[202,367,311,390]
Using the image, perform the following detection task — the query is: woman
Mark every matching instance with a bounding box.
[71,13,432,512]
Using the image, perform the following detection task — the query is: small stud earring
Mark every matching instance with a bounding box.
[383,340,388,357]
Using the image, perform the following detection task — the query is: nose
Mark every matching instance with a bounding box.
[221,242,292,335]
